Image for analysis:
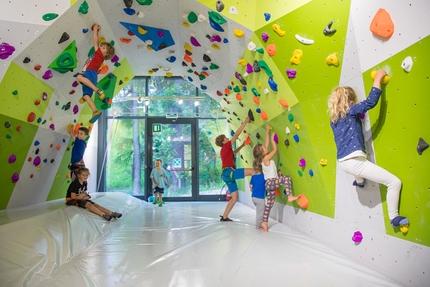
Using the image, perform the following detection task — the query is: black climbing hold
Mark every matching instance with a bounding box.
[182,61,188,67]
[240,154,243,159]
[236,73,247,85]
[50,159,55,163]
[417,137,429,155]
[203,54,211,62]
[233,111,237,116]
[35,148,40,154]
[323,21,337,36]
[256,132,261,139]
[152,68,159,72]
[4,121,11,128]
[191,63,196,67]
[119,80,124,85]
[64,101,71,111]
[124,0,133,8]
[23,57,31,64]
[239,102,243,107]
[253,60,260,72]
[216,0,224,12]
[58,32,70,44]
[248,109,254,121]
[284,139,290,146]
[206,34,211,39]
[158,43,167,50]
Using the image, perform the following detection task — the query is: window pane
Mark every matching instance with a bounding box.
[198,118,229,195]
[105,118,145,195]
[108,77,147,116]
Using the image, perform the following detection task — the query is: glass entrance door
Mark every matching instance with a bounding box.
[146,118,196,201]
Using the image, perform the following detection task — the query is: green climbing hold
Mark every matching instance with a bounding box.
[187,69,193,73]
[233,86,240,93]
[110,40,115,47]
[288,114,294,122]
[188,11,198,24]
[258,60,273,77]
[55,101,59,106]
[88,46,95,57]
[210,63,219,70]
[251,88,260,97]
[6,134,12,139]
[114,62,121,67]
[12,90,18,95]
[199,74,206,80]
[298,170,303,176]
[136,0,153,5]
[57,53,75,68]
[48,41,77,74]
[42,119,46,124]
[208,11,227,25]
[78,1,89,14]
[255,47,264,54]
[42,13,59,21]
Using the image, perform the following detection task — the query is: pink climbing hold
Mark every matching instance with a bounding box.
[190,36,201,47]
[42,70,53,80]
[352,231,363,243]
[210,35,222,42]
[42,92,48,100]
[8,154,17,163]
[299,158,306,167]
[11,172,20,183]
[246,63,253,73]
[261,32,269,42]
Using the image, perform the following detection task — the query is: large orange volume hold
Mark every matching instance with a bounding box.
[369,8,394,39]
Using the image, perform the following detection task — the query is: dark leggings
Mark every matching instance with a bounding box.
[263,176,292,222]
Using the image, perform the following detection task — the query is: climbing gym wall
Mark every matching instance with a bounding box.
[0,0,134,209]
[202,0,429,286]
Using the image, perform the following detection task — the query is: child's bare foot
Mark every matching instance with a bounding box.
[288,194,301,202]
[261,222,269,232]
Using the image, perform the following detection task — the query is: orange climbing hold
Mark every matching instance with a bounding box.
[224,88,230,95]
[298,194,309,209]
[260,111,268,120]
[369,8,394,38]
[244,135,251,145]
[119,38,132,44]
[235,93,242,101]
[253,96,260,105]
[279,99,289,108]
[99,64,109,74]
[266,44,276,57]
[184,55,193,63]
[201,71,209,77]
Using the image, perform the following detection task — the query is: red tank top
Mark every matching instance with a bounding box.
[85,48,104,72]
[220,141,235,169]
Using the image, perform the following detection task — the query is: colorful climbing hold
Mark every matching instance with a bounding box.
[188,11,198,23]
[42,13,59,21]
[78,1,89,14]
[293,134,299,142]
[208,11,227,25]
[264,13,271,21]
[266,44,276,56]
[11,172,20,183]
[234,29,244,37]
[369,8,394,39]
[27,112,36,122]
[286,68,297,78]
[120,38,132,44]
[272,24,285,36]
[261,32,269,42]
[42,70,53,80]
[352,231,363,243]
[123,8,136,15]
[12,90,18,95]
[297,195,309,208]
[0,42,15,59]
[299,158,306,167]
[290,49,303,65]
[326,53,339,67]
[268,77,277,91]
[260,111,268,120]
[190,36,201,47]
[58,32,70,44]
[371,70,390,84]
[320,159,328,166]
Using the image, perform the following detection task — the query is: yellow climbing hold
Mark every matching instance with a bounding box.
[290,49,303,65]
[124,77,130,82]
[320,159,328,166]
[211,44,220,50]
[100,37,106,43]
[182,22,190,27]
[272,24,285,37]
[238,59,246,66]
[184,43,192,51]
[138,26,147,34]
[166,72,173,77]
[371,70,390,84]
[234,29,245,37]
[295,123,300,130]
[147,45,153,50]
[148,70,154,74]
[326,53,339,67]
[257,81,262,87]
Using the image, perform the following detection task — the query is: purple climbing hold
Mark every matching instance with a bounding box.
[73,105,79,114]
[111,55,119,63]
[0,42,16,60]
[42,92,48,100]
[210,35,222,42]
[190,36,201,47]
[33,156,41,166]
[261,32,269,42]
[274,133,278,144]
[157,30,164,37]
[352,231,363,243]
[72,81,79,87]
[286,69,297,79]
[8,154,17,164]
[49,124,55,130]
[42,70,53,80]
[359,113,365,119]
[246,63,253,74]
[11,172,19,183]
[299,158,306,167]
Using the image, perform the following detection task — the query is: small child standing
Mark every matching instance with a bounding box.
[249,171,266,230]
[76,23,115,123]
[150,159,170,207]
[328,69,409,231]
[66,167,122,221]
[253,126,301,232]
[68,124,89,181]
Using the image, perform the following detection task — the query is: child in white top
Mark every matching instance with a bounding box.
[253,126,301,232]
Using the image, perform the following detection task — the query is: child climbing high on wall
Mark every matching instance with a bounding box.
[76,23,115,123]
[252,126,301,232]
[328,69,409,232]
[68,124,89,181]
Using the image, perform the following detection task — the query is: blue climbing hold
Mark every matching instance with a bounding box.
[223,38,228,43]
[230,130,235,137]
[34,140,40,146]
[202,66,208,71]
[124,8,136,15]
[293,134,299,142]
[309,169,314,176]
[166,56,176,63]
[256,108,261,113]
[209,18,225,32]
[188,76,193,82]
[227,85,232,90]
[82,28,89,33]
[242,86,247,91]
[200,84,207,90]
[268,77,278,91]
[264,13,271,21]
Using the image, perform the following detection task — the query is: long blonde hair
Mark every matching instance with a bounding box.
[252,144,264,173]
[328,86,358,123]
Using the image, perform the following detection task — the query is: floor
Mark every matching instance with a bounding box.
[38,201,403,287]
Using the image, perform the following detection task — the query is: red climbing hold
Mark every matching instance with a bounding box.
[27,112,36,122]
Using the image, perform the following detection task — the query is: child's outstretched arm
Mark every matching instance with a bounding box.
[264,133,278,162]
[263,125,270,149]
[68,124,76,141]
[92,24,101,50]
[373,69,386,89]
[231,116,250,144]
[233,142,245,154]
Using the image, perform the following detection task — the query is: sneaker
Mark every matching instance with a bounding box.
[102,213,112,221]
[159,203,162,207]
[220,215,233,222]
[97,89,105,100]
[89,110,101,124]
[111,212,122,218]
[353,180,365,188]
[390,216,409,227]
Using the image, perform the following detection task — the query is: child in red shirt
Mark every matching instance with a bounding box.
[76,24,115,123]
